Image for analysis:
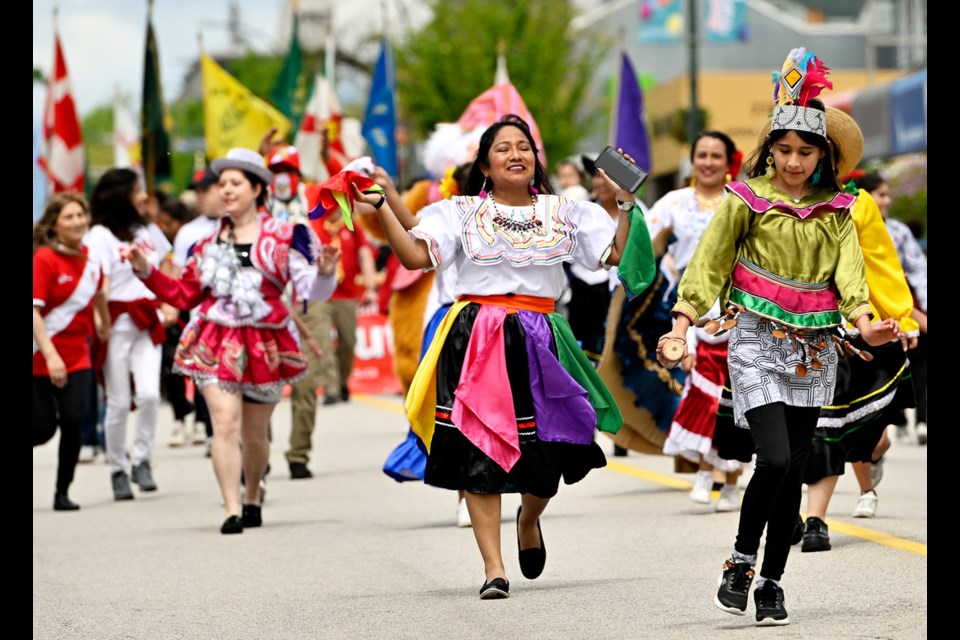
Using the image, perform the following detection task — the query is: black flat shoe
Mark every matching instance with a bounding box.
[221,515,243,535]
[517,506,546,580]
[53,492,80,511]
[479,577,510,600]
[242,504,262,528]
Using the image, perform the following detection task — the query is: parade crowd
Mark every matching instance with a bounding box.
[34,46,927,627]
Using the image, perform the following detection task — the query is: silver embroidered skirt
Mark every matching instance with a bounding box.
[728,311,839,428]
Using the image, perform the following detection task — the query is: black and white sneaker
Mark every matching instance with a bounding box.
[715,559,755,615]
[754,581,790,626]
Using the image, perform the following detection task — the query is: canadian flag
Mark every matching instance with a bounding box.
[38,29,84,194]
[294,74,350,182]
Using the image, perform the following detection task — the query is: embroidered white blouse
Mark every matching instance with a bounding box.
[409,194,618,301]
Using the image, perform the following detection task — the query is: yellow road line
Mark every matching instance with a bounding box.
[354,393,404,413]
[811,517,927,557]
[358,395,926,556]
[604,460,692,490]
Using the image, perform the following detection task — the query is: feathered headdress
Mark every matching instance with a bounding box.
[769,47,833,139]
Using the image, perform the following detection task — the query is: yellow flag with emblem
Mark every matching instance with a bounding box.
[201,52,292,159]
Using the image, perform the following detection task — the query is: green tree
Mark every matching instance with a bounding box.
[82,104,114,169]
[226,53,286,105]
[394,0,609,166]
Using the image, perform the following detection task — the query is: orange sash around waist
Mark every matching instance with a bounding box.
[458,294,555,314]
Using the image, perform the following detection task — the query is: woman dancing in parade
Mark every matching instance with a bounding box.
[124,148,340,534]
[356,114,655,599]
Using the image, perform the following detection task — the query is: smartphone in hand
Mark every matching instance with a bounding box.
[594,146,649,194]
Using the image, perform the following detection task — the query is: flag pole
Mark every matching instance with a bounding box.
[686,0,700,145]
[144,0,156,198]
[495,39,509,84]
[380,0,387,39]
[324,11,336,86]
[114,82,122,167]
[609,29,624,148]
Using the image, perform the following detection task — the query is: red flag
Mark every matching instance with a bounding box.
[38,28,84,194]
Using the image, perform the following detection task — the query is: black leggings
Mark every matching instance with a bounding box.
[34,369,93,494]
[735,402,819,581]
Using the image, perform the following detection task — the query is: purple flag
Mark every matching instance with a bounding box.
[614,53,652,173]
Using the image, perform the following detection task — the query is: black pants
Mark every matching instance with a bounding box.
[34,369,93,494]
[80,372,104,448]
[735,402,819,581]
[567,277,611,358]
[161,321,195,421]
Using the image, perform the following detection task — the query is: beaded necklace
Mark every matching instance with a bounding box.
[489,192,544,236]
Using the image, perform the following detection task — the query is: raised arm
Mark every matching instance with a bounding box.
[596,149,639,266]
[351,183,432,271]
[353,166,421,231]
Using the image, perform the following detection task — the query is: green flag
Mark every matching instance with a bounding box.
[141,12,171,195]
[270,12,308,133]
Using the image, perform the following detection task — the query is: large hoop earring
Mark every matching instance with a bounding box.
[479,176,490,199]
[724,173,732,184]
[765,154,775,177]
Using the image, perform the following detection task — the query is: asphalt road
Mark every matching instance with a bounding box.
[33,393,927,639]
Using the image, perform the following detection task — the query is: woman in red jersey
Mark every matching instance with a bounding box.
[33,193,110,511]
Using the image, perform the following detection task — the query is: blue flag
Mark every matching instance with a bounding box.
[362,40,398,179]
[614,53,652,173]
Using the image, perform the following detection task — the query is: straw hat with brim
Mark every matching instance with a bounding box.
[755,106,864,179]
[211,148,274,186]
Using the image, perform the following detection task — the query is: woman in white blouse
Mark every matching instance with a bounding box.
[354,114,654,600]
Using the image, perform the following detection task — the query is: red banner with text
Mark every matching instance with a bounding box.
[346,310,402,396]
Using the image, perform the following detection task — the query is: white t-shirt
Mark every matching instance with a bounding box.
[172,215,219,269]
[85,223,171,332]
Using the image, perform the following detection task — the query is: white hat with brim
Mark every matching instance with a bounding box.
[211,148,274,186]
[756,106,864,179]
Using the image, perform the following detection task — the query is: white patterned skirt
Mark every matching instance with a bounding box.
[728,311,839,428]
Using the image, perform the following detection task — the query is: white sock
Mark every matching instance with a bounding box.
[755,577,780,589]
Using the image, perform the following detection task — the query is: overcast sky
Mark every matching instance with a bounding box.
[32,0,450,118]
[34,0,605,119]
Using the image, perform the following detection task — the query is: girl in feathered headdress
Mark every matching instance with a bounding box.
[657,47,901,626]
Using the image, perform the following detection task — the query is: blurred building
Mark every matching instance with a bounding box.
[573,0,926,200]
[172,0,925,201]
